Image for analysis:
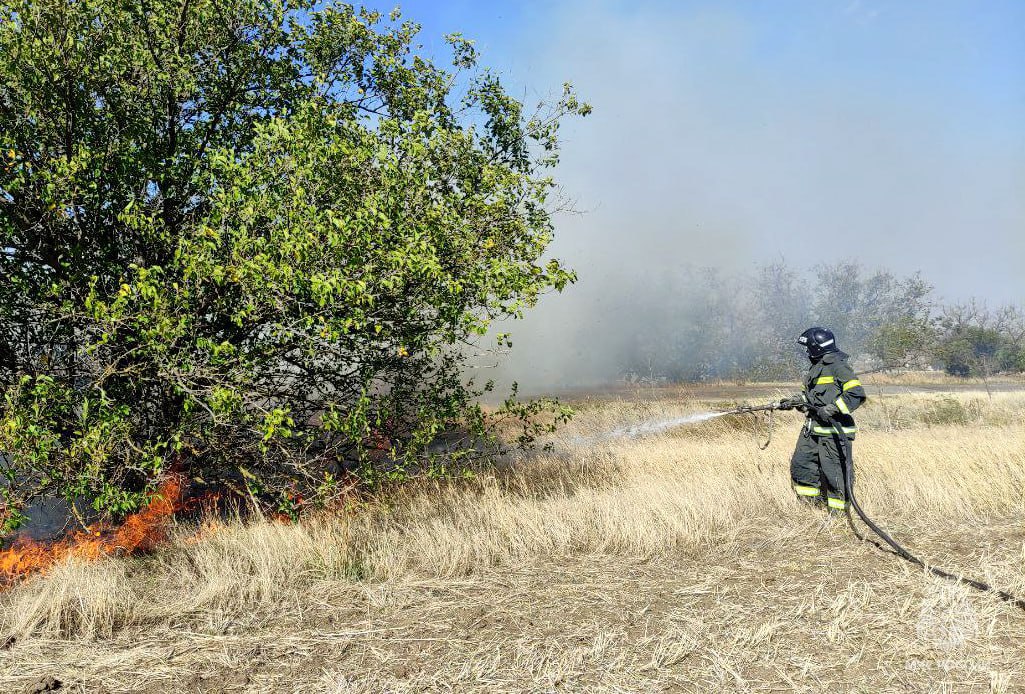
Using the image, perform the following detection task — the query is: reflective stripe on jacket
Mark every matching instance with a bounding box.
[801,350,867,437]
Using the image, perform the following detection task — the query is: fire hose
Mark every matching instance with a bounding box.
[720,401,1025,611]
[722,403,780,450]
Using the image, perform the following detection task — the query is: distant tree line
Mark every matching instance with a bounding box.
[617,262,1025,382]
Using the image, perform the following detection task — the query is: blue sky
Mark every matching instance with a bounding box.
[385,1,1024,115]
[363,0,1023,281]
[361,1,1024,382]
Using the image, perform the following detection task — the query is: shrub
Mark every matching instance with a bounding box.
[0,1,586,528]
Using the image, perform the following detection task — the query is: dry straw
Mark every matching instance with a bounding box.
[1,387,1023,691]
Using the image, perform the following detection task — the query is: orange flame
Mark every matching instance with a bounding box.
[0,476,186,585]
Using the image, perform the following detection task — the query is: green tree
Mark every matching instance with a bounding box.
[867,315,936,369]
[934,326,1003,377]
[812,263,935,363]
[0,0,587,531]
[932,303,1021,384]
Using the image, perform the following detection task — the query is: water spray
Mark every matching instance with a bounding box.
[575,402,784,447]
[569,411,729,445]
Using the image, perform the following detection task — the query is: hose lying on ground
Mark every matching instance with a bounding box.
[831,417,1025,611]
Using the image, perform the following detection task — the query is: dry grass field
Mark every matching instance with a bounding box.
[1,384,1024,692]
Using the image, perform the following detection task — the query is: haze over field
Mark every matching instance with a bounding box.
[369,0,1025,390]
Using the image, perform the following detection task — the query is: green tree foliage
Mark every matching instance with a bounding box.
[811,263,935,364]
[0,0,587,529]
[934,327,1002,377]
[932,303,1025,377]
[867,316,936,369]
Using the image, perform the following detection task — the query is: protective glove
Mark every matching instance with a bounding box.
[814,404,840,421]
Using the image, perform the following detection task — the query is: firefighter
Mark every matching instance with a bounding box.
[779,327,867,513]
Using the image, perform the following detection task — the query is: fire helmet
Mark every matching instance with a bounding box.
[797,327,838,359]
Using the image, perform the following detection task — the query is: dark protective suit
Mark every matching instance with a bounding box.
[790,350,867,510]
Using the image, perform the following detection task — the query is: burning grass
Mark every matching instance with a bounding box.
[0,477,186,584]
[0,386,1024,691]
